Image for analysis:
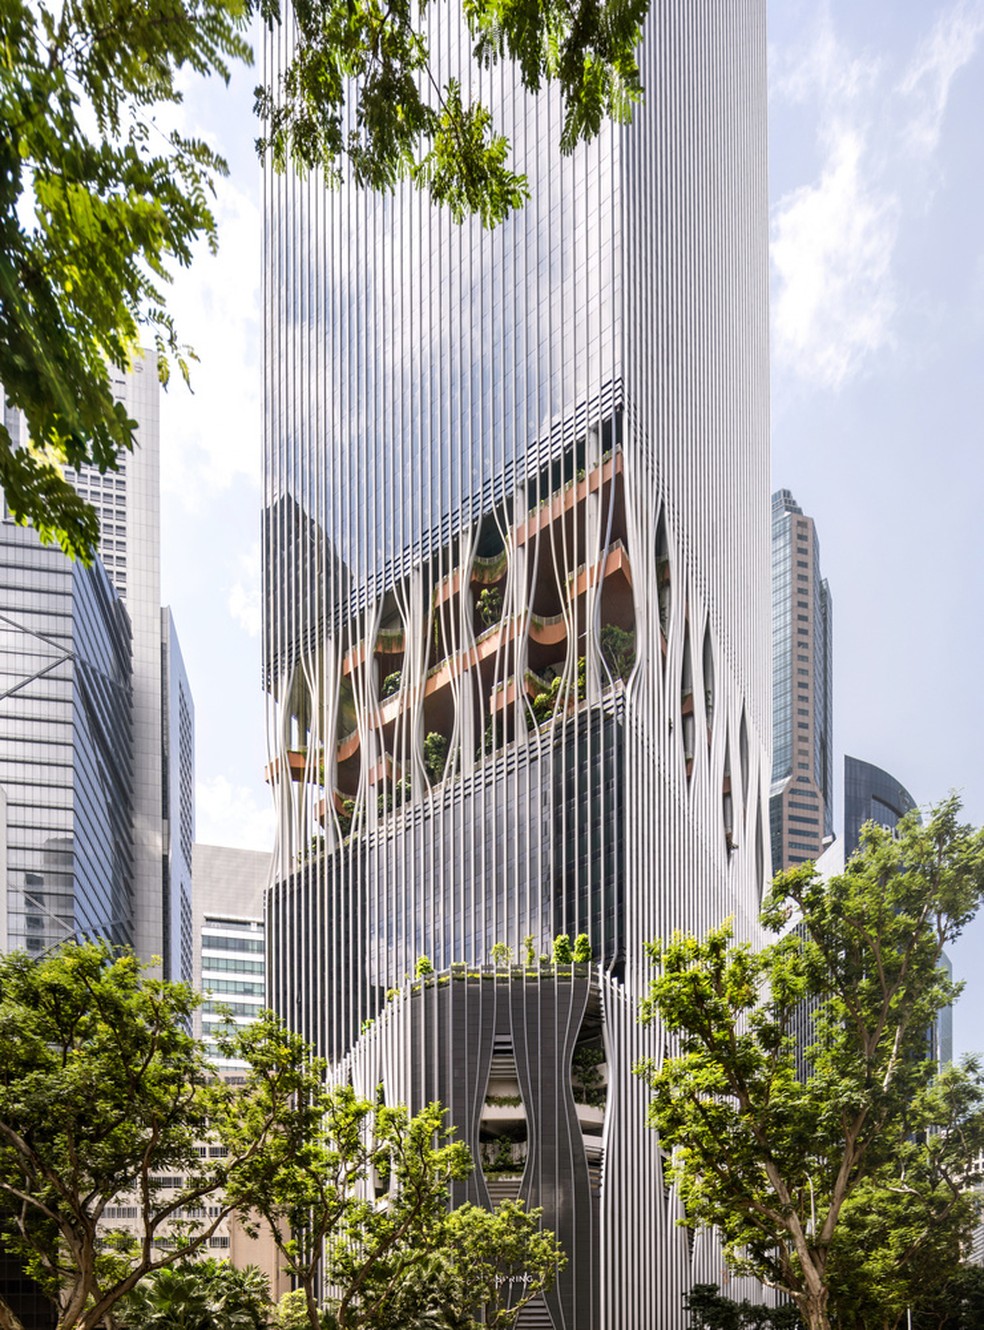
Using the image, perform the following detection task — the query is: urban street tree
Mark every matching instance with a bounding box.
[222,1038,563,1330]
[0,0,649,560]
[637,797,984,1330]
[0,943,307,1330]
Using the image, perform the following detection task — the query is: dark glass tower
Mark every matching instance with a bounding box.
[263,3,771,1324]
[770,489,833,870]
[842,755,916,859]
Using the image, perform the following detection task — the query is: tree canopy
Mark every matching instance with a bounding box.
[223,1042,563,1330]
[0,944,307,1330]
[0,941,561,1330]
[637,797,984,1330]
[1,0,649,560]
[256,0,649,225]
[0,0,250,560]
[683,1283,802,1330]
[117,1259,271,1330]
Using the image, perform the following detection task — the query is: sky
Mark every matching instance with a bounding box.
[158,1,984,1055]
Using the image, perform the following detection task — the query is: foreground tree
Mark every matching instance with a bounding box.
[638,797,984,1330]
[0,0,249,559]
[117,1260,271,1330]
[1,0,648,559]
[910,1263,984,1330]
[0,944,306,1330]
[224,1044,562,1330]
[684,1283,802,1330]
[257,0,648,226]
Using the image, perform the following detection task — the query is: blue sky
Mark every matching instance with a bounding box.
[159,1,984,1055]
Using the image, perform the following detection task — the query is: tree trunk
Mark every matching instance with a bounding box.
[304,1278,321,1330]
[796,1292,832,1330]
[0,1295,28,1330]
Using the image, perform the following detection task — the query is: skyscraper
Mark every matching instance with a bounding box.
[0,499,133,955]
[842,755,915,859]
[0,359,194,977]
[263,4,770,1324]
[770,489,833,871]
[66,357,171,972]
[162,609,195,986]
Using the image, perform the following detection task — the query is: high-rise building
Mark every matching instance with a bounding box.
[66,358,173,973]
[192,843,270,1073]
[0,500,133,955]
[842,755,915,859]
[770,489,833,871]
[163,609,196,987]
[263,4,770,1325]
[0,359,194,977]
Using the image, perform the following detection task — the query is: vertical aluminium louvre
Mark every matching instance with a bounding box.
[263,2,770,1325]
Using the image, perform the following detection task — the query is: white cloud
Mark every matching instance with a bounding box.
[770,13,880,111]
[158,176,261,506]
[769,3,984,391]
[772,127,899,390]
[898,1,984,157]
[228,544,262,636]
[149,54,263,509]
[196,774,275,851]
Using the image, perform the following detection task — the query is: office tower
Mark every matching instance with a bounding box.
[0,359,193,975]
[0,501,133,954]
[67,358,170,972]
[263,3,770,1325]
[770,489,833,871]
[192,843,270,1072]
[163,609,195,986]
[843,755,915,858]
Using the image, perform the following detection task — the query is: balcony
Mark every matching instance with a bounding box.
[515,450,624,548]
[263,749,308,785]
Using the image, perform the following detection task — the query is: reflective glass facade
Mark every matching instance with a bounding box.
[0,521,132,953]
[770,490,833,870]
[264,3,771,1324]
[842,755,915,859]
[1,358,184,972]
[162,608,195,985]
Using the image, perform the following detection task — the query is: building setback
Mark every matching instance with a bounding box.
[769,489,833,871]
[263,3,771,1325]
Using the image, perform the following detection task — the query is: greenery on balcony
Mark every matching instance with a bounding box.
[377,777,411,813]
[600,623,635,682]
[472,549,508,585]
[476,584,503,627]
[423,731,449,782]
[481,1136,527,1175]
[572,1045,606,1109]
[336,796,355,836]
